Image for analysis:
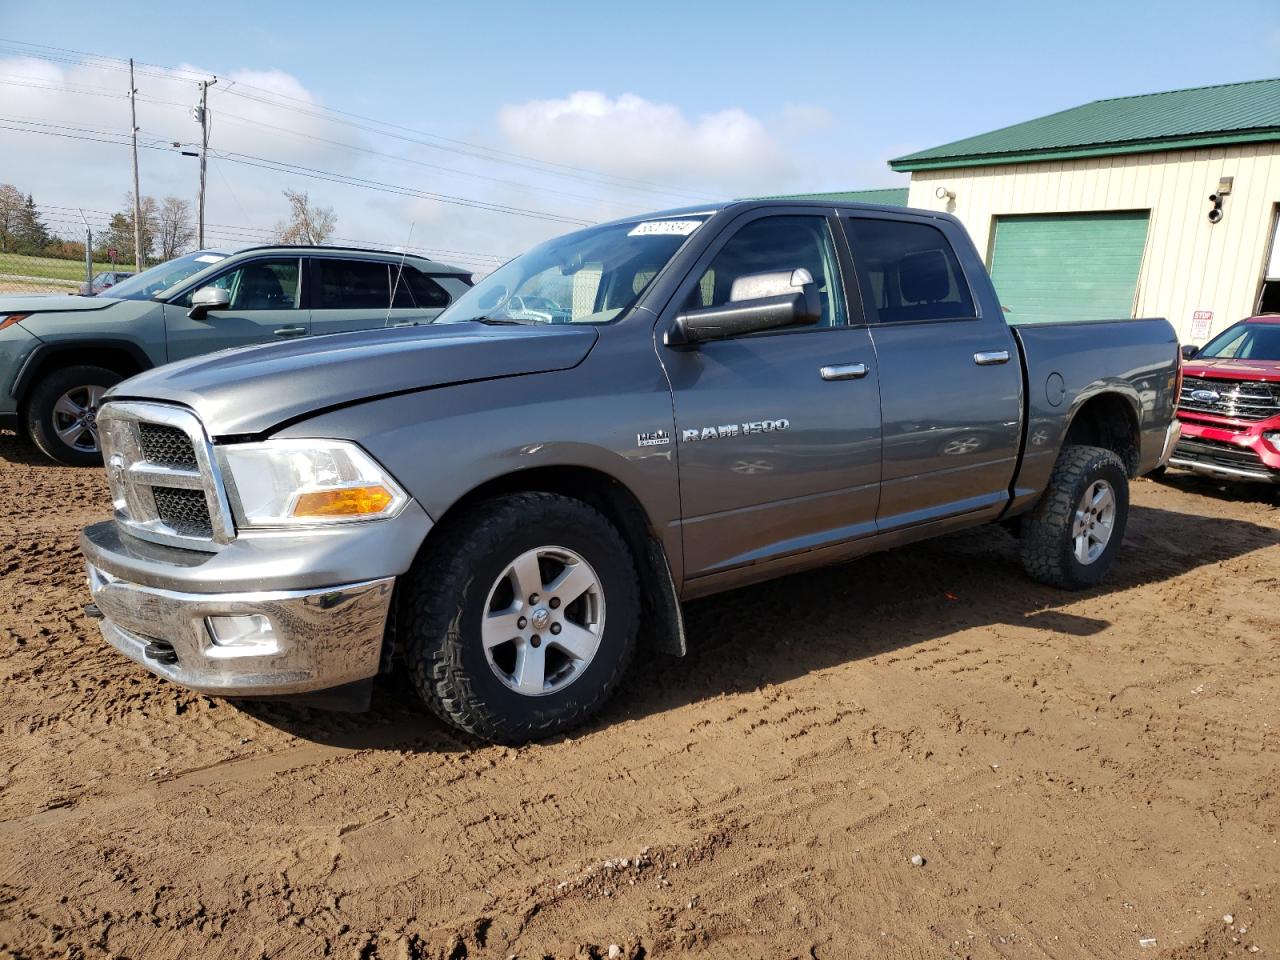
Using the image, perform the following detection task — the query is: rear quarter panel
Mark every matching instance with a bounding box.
[1010,317,1179,514]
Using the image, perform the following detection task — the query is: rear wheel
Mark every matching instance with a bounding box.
[1021,445,1129,589]
[25,365,123,466]
[400,493,640,743]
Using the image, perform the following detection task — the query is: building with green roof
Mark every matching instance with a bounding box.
[887,78,1280,339]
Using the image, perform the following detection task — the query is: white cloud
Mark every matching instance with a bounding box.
[497,91,805,196]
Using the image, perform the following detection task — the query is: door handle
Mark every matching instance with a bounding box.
[274,325,308,337]
[973,350,1010,365]
[820,362,868,381]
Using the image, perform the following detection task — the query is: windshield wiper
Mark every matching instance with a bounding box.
[471,316,532,325]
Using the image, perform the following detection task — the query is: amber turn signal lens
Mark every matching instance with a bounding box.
[292,485,395,518]
[0,313,31,330]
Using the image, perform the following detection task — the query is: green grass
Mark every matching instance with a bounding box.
[0,251,140,283]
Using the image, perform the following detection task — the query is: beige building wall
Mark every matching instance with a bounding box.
[904,142,1280,342]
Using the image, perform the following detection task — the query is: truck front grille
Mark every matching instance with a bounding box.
[137,423,198,468]
[151,486,214,538]
[96,402,234,549]
[1179,376,1280,421]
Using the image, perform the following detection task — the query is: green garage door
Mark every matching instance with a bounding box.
[989,211,1149,325]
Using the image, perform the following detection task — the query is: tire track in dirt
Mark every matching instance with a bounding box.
[2,435,1279,958]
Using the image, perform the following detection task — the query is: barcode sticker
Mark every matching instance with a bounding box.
[195,254,226,264]
[628,220,702,237]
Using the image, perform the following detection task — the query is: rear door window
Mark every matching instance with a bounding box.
[845,218,975,323]
[314,259,390,309]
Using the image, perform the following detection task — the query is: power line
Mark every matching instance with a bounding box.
[0,117,595,226]
[0,36,719,203]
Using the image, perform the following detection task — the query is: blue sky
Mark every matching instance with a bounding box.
[1,0,1277,269]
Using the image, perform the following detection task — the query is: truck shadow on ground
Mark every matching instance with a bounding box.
[243,500,1279,750]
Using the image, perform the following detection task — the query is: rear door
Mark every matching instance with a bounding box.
[308,258,457,335]
[844,214,1022,531]
[163,256,308,362]
[659,210,883,580]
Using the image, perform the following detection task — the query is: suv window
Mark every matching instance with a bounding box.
[393,268,451,309]
[845,218,975,323]
[314,259,390,310]
[178,258,300,310]
[691,216,845,328]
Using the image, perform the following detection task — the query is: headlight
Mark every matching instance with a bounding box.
[219,439,408,528]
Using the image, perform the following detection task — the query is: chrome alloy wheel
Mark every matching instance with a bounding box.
[481,546,606,696]
[1072,478,1116,565]
[52,384,107,453]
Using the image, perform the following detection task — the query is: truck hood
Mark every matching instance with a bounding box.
[108,321,599,436]
[0,294,122,314]
[1183,357,1280,382]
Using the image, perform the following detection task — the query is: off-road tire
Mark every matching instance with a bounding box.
[400,493,640,743]
[26,365,123,466]
[1021,444,1129,590]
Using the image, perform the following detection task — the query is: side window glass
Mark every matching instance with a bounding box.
[692,216,845,328]
[314,260,390,309]
[396,269,451,309]
[179,259,299,309]
[845,218,975,323]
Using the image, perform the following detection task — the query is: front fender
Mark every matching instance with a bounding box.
[270,337,684,583]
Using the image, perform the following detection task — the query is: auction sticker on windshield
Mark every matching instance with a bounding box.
[628,220,703,237]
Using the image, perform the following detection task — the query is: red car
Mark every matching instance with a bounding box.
[1170,315,1280,483]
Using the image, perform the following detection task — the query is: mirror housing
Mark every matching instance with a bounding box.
[1180,343,1199,361]
[669,268,821,345]
[187,285,230,320]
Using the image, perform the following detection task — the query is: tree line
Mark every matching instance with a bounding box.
[0,184,338,267]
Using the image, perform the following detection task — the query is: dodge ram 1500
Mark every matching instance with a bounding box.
[79,200,1182,742]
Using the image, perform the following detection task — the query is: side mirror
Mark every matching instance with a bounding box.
[187,285,230,320]
[1180,343,1199,361]
[669,268,821,345]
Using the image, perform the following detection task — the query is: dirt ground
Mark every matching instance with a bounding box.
[0,431,1277,960]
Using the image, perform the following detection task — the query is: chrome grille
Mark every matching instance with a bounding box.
[151,487,213,537]
[97,402,235,549]
[1179,376,1280,421]
[137,423,198,468]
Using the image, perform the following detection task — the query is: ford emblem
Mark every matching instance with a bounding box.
[1189,389,1221,404]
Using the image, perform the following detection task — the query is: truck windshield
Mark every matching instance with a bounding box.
[1197,321,1280,361]
[435,217,709,325]
[106,251,229,301]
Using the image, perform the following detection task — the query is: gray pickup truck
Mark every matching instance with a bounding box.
[79,200,1181,742]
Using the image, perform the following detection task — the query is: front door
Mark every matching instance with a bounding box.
[659,212,883,580]
[163,256,308,362]
[843,215,1022,530]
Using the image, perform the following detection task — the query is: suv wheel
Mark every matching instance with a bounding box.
[26,365,123,466]
[1021,444,1129,589]
[401,493,640,743]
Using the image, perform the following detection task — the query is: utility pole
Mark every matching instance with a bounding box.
[195,76,216,248]
[77,209,92,290]
[129,58,143,273]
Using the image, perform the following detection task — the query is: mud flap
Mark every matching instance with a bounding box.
[644,537,687,656]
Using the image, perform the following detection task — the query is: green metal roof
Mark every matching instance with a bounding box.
[759,187,910,206]
[890,78,1280,171]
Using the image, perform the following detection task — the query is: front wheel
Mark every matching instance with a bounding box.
[400,493,640,743]
[1021,445,1130,589]
[25,365,124,466]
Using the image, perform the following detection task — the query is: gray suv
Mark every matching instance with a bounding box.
[0,246,472,464]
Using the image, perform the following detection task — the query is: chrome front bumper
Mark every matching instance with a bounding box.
[86,563,395,696]
[1157,418,1182,468]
